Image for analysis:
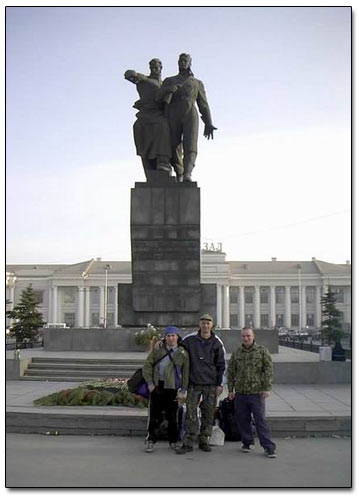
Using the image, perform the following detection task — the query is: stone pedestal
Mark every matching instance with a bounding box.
[118,172,216,327]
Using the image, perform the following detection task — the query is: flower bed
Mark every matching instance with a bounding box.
[33,378,149,408]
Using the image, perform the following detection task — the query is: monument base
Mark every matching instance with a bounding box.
[118,282,217,327]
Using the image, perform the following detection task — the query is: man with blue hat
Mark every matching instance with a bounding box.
[142,326,189,453]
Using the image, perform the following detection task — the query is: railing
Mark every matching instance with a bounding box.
[6,340,43,350]
[279,338,320,353]
[279,338,351,359]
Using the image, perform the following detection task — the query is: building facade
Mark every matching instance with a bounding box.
[6,252,351,331]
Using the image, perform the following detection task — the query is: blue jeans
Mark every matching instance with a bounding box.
[235,393,276,451]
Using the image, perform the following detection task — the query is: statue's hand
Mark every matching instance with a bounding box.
[169,84,180,93]
[204,124,217,140]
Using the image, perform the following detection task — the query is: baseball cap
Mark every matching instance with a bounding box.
[199,313,213,322]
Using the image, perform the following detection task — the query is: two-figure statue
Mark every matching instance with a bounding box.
[125,53,217,182]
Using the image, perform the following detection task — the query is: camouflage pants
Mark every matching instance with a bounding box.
[183,384,217,447]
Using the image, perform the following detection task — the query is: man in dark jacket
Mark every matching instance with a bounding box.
[176,314,226,454]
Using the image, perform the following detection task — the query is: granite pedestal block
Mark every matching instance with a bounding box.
[118,173,216,326]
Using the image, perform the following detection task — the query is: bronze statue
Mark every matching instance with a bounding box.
[124,58,172,179]
[158,53,217,182]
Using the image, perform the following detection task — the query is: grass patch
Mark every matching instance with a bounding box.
[33,378,148,408]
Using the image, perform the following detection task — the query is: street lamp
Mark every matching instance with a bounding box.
[297,264,302,331]
[104,265,111,329]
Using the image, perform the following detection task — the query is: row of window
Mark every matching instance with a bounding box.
[229,286,345,305]
[229,311,345,328]
[28,287,116,306]
[63,312,115,328]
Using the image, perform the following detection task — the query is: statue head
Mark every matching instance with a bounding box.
[178,53,193,75]
[149,58,162,77]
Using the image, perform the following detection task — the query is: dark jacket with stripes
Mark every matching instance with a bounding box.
[182,331,226,387]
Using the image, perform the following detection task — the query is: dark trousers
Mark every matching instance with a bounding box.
[235,393,276,451]
[147,382,178,444]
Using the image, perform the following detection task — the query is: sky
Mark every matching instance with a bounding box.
[5,5,351,265]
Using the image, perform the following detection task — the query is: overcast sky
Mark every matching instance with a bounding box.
[6,6,351,265]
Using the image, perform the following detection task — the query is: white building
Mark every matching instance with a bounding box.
[6,251,351,331]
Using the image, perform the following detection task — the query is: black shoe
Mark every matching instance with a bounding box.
[199,443,212,452]
[241,444,252,453]
[175,445,193,455]
[264,448,277,458]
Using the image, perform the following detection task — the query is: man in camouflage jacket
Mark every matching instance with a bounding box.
[227,327,277,458]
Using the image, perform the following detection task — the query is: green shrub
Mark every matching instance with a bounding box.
[33,379,149,408]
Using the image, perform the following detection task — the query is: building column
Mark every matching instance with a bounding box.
[7,285,15,326]
[84,287,91,327]
[216,284,222,328]
[52,286,58,323]
[9,286,15,309]
[285,286,291,328]
[254,286,260,329]
[114,285,119,326]
[315,286,322,328]
[300,285,307,329]
[77,286,85,327]
[223,285,230,329]
[270,286,276,328]
[239,286,245,329]
[99,286,105,326]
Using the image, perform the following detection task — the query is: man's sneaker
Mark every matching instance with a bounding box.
[241,444,252,453]
[199,443,212,452]
[169,442,181,450]
[175,445,193,455]
[145,440,155,453]
[264,448,277,458]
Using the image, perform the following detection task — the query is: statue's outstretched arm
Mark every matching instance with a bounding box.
[124,70,146,84]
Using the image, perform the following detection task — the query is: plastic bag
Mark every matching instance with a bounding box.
[209,421,225,446]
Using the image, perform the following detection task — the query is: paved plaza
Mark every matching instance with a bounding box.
[6,346,352,488]
[6,433,351,488]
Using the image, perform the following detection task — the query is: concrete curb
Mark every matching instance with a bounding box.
[6,408,351,437]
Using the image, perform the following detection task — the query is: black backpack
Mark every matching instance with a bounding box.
[217,397,242,441]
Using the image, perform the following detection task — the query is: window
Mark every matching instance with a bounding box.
[91,312,99,327]
[291,314,299,327]
[334,288,344,303]
[33,290,44,304]
[260,287,269,304]
[107,287,115,305]
[229,287,238,304]
[245,314,253,327]
[275,287,285,305]
[90,287,100,305]
[230,314,238,327]
[63,287,76,304]
[107,313,115,327]
[306,287,315,304]
[276,314,284,327]
[244,288,254,304]
[290,287,299,304]
[306,314,315,327]
[260,314,269,327]
[338,311,344,322]
[64,312,75,328]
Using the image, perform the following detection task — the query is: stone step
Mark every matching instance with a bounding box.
[31,357,144,365]
[24,369,132,378]
[20,376,109,382]
[27,363,140,371]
